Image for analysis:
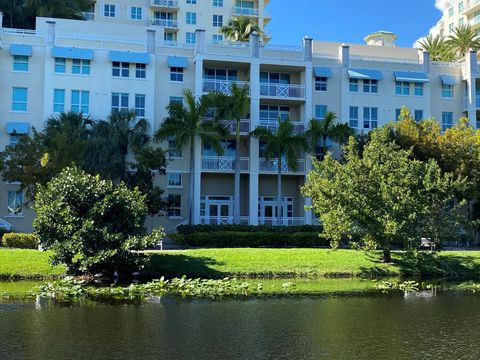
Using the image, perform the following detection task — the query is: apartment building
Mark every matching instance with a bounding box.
[431,0,480,37]
[0,12,476,233]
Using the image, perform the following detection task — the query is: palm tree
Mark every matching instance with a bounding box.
[155,89,229,224]
[220,16,263,42]
[305,111,355,160]
[417,34,453,62]
[446,25,480,60]
[251,118,307,225]
[214,83,250,224]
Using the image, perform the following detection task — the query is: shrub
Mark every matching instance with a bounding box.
[177,224,323,235]
[2,233,38,249]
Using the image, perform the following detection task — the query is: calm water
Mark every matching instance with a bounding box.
[1,284,480,359]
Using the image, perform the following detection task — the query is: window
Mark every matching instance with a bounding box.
[395,81,410,95]
[170,67,184,82]
[72,59,90,75]
[170,96,183,105]
[135,63,146,79]
[167,194,181,217]
[449,23,454,33]
[395,108,401,121]
[186,32,196,44]
[168,173,182,187]
[349,106,359,128]
[442,84,454,98]
[131,7,142,20]
[186,12,196,25]
[54,57,66,73]
[212,34,223,42]
[187,0,197,3]
[7,191,23,215]
[363,107,378,129]
[104,4,115,17]
[165,32,174,43]
[260,105,290,121]
[112,93,129,112]
[459,1,464,13]
[112,62,130,77]
[363,79,378,93]
[449,7,454,17]
[414,82,424,96]
[13,55,29,72]
[315,76,327,92]
[53,89,65,113]
[315,105,327,120]
[414,110,424,122]
[9,134,19,147]
[213,14,223,27]
[459,18,464,27]
[134,94,145,117]
[168,138,182,158]
[442,112,454,131]
[349,78,358,92]
[71,90,89,114]
[12,87,27,111]
[213,0,223,6]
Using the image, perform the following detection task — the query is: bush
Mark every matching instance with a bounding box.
[177,224,323,235]
[171,231,330,248]
[2,233,38,249]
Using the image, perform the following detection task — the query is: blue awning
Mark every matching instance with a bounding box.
[52,46,94,60]
[440,74,458,86]
[167,56,188,68]
[109,51,150,64]
[394,71,429,83]
[6,122,29,135]
[9,44,32,57]
[314,67,332,77]
[348,69,383,80]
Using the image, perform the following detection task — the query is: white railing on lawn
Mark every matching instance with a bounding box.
[202,156,250,172]
[259,158,305,174]
[260,83,305,99]
[203,79,249,95]
[150,19,178,28]
[259,217,306,226]
[258,120,305,134]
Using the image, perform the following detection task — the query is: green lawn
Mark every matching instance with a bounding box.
[0,249,66,279]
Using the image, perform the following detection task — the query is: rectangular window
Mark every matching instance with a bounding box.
[112,93,129,112]
[112,62,129,77]
[168,173,182,187]
[363,107,378,129]
[186,32,196,44]
[134,94,146,117]
[71,90,89,114]
[414,82,424,96]
[135,63,146,79]
[186,12,197,24]
[449,7,454,17]
[442,84,454,98]
[53,89,65,113]
[72,59,90,75]
[104,4,115,17]
[7,191,23,215]
[442,112,453,131]
[349,78,358,92]
[187,0,197,4]
[213,0,223,6]
[169,96,183,105]
[12,87,27,111]
[315,105,327,120]
[131,7,142,20]
[315,76,327,92]
[395,108,401,121]
[349,106,359,128]
[9,134,19,147]
[363,79,378,93]
[213,14,223,27]
[395,81,410,95]
[459,1,464,13]
[54,57,66,73]
[13,55,29,72]
[167,194,181,217]
[212,34,223,42]
[168,138,182,158]
[414,110,424,122]
[170,67,184,82]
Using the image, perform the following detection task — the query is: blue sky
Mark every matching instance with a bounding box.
[267,0,442,47]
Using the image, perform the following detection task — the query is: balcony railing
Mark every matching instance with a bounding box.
[259,158,305,174]
[260,83,305,99]
[259,217,306,226]
[150,19,178,28]
[200,216,249,225]
[82,12,94,20]
[232,6,259,16]
[151,0,179,8]
[203,118,251,134]
[202,156,250,172]
[203,79,249,95]
[258,120,305,134]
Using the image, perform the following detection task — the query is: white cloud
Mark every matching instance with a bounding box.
[435,0,449,11]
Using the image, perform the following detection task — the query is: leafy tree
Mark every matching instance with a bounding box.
[220,16,262,42]
[417,34,453,62]
[251,118,307,225]
[303,127,462,262]
[33,167,164,275]
[155,89,229,223]
[446,25,480,60]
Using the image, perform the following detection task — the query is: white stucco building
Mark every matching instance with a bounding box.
[429,0,480,37]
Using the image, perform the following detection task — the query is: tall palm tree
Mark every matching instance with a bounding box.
[251,118,307,225]
[155,89,229,224]
[446,25,480,60]
[417,34,453,62]
[305,111,355,160]
[214,83,250,224]
[220,16,263,42]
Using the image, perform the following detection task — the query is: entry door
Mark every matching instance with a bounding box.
[209,203,231,225]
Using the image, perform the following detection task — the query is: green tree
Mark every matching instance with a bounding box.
[33,167,163,275]
[446,25,480,60]
[155,89,228,224]
[220,16,262,42]
[417,34,453,62]
[251,118,307,225]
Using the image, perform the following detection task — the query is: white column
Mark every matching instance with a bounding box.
[465,50,478,126]
[249,61,261,225]
[303,64,314,225]
[192,56,204,224]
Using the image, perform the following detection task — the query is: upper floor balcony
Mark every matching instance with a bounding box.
[259,158,305,174]
[204,118,251,135]
[464,0,480,15]
[203,79,250,95]
[150,18,179,29]
[258,120,305,134]
[202,156,250,173]
[151,0,179,9]
[260,83,305,100]
[232,6,259,16]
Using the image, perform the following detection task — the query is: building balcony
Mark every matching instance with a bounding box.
[203,118,251,134]
[203,79,250,95]
[258,120,305,134]
[82,12,94,21]
[260,83,305,100]
[232,6,259,16]
[259,158,305,174]
[202,156,250,173]
[151,0,179,9]
[200,216,249,225]
[150,19,179,29]
[259,217,306,226]
[464,0,480,15]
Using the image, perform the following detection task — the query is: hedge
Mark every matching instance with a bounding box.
[2,233,38,249]
[177,224,323,235]
[171,231,330,248]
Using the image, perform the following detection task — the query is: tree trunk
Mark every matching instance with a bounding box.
[233,119,241,224]
[189,137,195,225]
[277,154,282,226]
[382,248,391,263]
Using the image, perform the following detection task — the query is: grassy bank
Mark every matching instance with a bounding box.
[0,249,65,279]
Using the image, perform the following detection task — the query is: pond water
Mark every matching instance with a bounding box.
[1,280,480,359]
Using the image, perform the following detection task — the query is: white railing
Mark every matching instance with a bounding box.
[150,19,178,28]
[202,156,250,172]
[260,83,305,99]
[222,119,251,133]
[56,32,144,45]
[258,120,305,134]
[200,216,249,225]
[259,217,306,226]
[232,6,259,16]
[82,12,95,20]
[262,44,303,52]
[259,158,306,174]
[466,0,480,12]
[203,79,249,95]
[151,0,179,7]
